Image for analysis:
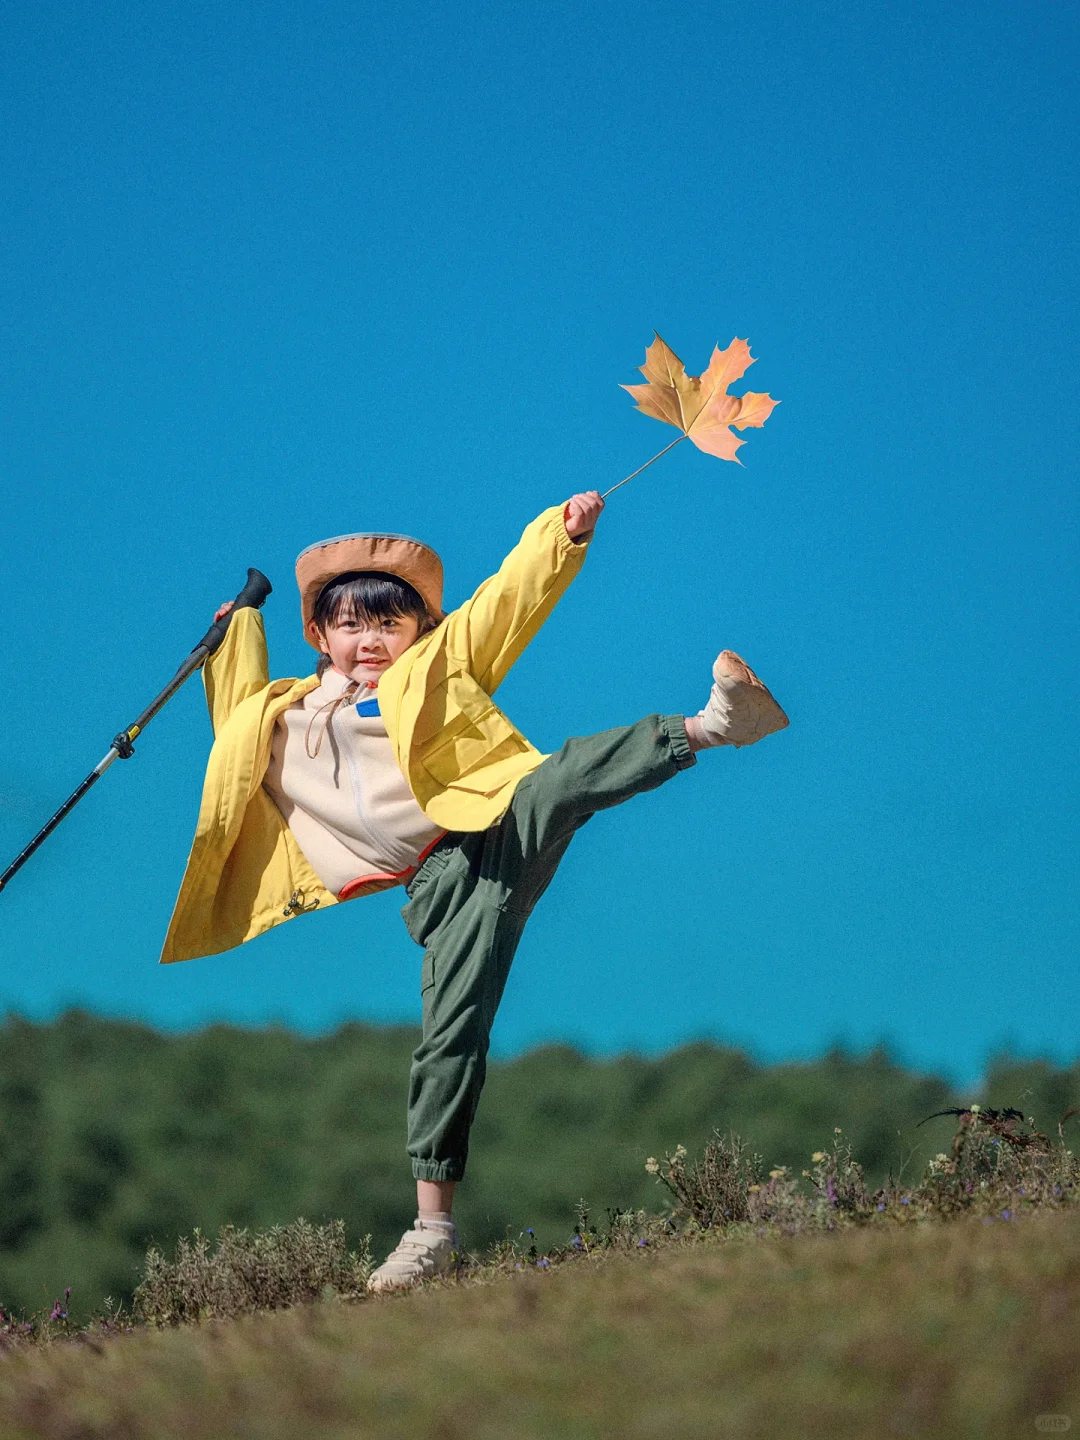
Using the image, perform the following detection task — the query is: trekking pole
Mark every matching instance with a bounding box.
[0,567,272,896]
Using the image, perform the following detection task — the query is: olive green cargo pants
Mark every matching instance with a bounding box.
[401,713,696,1182]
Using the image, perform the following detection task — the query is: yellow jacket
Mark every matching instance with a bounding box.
[161,504,589,964]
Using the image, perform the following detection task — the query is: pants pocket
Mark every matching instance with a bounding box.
[401,847,474,947]
[420,949,435,995]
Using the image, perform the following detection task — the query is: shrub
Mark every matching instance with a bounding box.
[645,1135,766,1228]
[645,1109,1080,1238]
[134,1219,371,1325]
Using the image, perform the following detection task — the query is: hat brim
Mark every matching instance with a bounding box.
[296,532,444,649]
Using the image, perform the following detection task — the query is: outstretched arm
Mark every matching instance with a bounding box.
[439,491,604,696]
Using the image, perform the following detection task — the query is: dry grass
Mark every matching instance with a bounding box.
[0,1205,1077,1439]
[0,1111,1076,1437]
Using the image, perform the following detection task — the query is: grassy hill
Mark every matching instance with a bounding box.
[0,1205,1077,1438]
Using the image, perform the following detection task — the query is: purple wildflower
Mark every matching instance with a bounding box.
[1001,1209,1012,1220]
[876,1202,886,1211]
[637,1239,648,1247]
[900,1196,910,1206]
[537,1257,550,1269]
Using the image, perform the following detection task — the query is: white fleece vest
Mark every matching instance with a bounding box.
[263,667,443,898]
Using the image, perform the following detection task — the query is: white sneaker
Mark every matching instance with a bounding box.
[698,650,789,748]
[367,1219,459,1293]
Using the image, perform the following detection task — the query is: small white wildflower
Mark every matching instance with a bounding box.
[834,1127,842,1135]
[970,1103,981,1114]
[645,1157,660,1175]
[674,1144,687,1160]
[811,1151,827,1163]
[769,1168,787,1180]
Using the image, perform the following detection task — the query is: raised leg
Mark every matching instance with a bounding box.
[400,713,695,1183]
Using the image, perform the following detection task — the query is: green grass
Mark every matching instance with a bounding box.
[0,1208,1077,1439]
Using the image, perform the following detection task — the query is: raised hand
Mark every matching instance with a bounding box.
[563,491,605,541]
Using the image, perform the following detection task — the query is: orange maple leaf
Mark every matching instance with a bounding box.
[622,333,778,463]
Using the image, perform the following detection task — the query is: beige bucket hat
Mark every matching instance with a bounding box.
[296,532,445,650]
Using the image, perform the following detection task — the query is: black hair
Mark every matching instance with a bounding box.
[311,571,434,675]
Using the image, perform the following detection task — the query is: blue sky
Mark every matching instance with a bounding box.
[0,0,1076,1088]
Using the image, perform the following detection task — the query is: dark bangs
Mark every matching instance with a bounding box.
[312,571,430,630]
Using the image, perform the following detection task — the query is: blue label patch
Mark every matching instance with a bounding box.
[355,698,381,717]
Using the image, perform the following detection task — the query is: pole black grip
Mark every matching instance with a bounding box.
[192,567,273,657]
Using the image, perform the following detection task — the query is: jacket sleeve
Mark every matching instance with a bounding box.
[440,503,590,695]
[202,607,272,736]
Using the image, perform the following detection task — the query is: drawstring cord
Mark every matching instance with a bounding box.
[304,680,361,758]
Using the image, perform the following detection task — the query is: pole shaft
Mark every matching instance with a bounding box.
[120,646,210,744]
[0,753,115,892]
[0,566,271,897]
[0,644,210,895]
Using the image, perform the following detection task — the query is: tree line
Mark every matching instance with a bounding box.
[0,1010,1075,1319]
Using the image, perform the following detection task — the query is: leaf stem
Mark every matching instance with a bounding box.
[600,434,688,499]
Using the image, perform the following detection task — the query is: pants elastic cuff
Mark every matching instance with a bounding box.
[662,714,697,771]
[412,1158,466,1182]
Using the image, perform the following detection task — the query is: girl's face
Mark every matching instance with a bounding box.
[308,613,422,686]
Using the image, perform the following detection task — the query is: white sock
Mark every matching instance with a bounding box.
[696,685,737,747]
[691,710,731,748]
[417,1210,456,1237]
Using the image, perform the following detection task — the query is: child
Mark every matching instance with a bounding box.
[163,491,788,1291]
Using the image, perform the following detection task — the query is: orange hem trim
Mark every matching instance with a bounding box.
[336,831,447,902]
